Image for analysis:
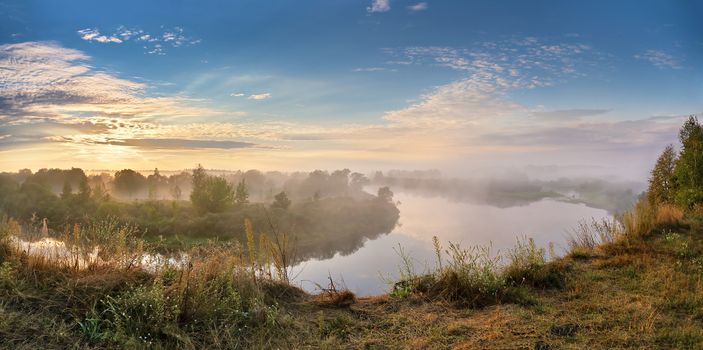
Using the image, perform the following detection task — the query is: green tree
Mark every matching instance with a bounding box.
[235,179,250,205]
[272,191,291,210]
[190,165,235,213]
[647,144,677,206]
[673,116,703,207]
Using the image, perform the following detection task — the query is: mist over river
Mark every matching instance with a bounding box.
[293,190,609,296]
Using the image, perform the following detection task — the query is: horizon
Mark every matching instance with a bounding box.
[1,1,702,181]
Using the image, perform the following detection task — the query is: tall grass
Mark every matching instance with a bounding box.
[395,236,566,307]
[0,216,303,348]
[568,217,624,252]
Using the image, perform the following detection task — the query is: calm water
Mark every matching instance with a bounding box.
[292,190,608,296]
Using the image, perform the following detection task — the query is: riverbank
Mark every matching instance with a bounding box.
[1,202,701,349]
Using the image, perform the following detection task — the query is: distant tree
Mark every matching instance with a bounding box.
[272,191,291,210]
[61,180,73,199]
[170,184,182,201]
[190,165,235,213]
[77,177,91,201]
[673,116,703,207]
[648,144,677,206]
[114,169,147,199]
[235,179,250,205]
[92,181,109,201]
[350,172,370,192]
[203,177,235,213]
[147,168,167,200]
[377,186,394,203]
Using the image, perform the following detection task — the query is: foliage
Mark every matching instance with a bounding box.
[190,165,235,214]
[377,186,394,203]
[673,116,703,208]
[114,169,147,199]
[235,179,250,205]
[271,191,291,210]
[648,144,677,206]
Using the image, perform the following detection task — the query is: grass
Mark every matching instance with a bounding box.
[2,198,703,348]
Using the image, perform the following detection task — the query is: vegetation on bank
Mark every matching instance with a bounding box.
[0,165,399,259]
[1,116,703,348]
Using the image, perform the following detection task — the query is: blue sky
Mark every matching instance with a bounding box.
[0,0,701,179]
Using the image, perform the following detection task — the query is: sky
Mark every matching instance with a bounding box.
[0,0,701,180]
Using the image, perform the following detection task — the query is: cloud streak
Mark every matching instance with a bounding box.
[634,50,682,69]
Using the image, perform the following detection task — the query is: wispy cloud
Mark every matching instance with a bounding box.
[0,41,226,150]
[408,2,428,11]
[634,49,682,69]
[367,0,390,13]
[353,67,390,72]
[77,28,123,43]
[77,26,200,55]
[531,109,609,120]
[230,92,245,97]
[248,93,271,100]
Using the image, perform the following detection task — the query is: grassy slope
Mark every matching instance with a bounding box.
[2,220,703,349]
[283,224,702,349]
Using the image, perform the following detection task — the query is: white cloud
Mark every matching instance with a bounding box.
[230,92,245,97]
[77,26,199,55]
[248,93,271,100]
[77,28,123,43]
[408,2,428,11]
[634,50,682,69]
[367,0,390,13]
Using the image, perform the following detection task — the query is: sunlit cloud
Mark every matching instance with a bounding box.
[0,39,691,177]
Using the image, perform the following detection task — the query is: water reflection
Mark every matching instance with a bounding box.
[293,191,608,296]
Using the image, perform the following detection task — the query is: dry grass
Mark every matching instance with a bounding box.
[655,204,685,226]
[2,205,703,348]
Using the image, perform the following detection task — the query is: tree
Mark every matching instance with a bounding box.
[61,180,73,200]
[272,191,291,210]
[147,168,167,200]
[673,116,703,207]
[77,177,91,201]
[114,169,147,199]
[235,179,250,205]
[170,184,182,201]
[377,186,394,203]
[648,144,677,206]
[350,172,370,192]
[190,165,235,213]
